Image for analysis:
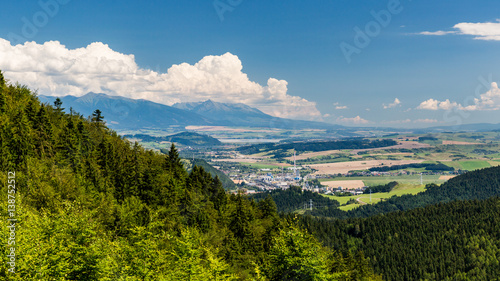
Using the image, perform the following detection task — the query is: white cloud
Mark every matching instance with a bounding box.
[336,116,370,124]
[383,98,401,109]
[417,99,459,110]
[333,102,348,110]
[417,82,500,111]
[419,20,500,41]
[454,21,500,41]
[414,119,438,124]
[462,82,500,110]
[419,31,456,36]
[0,38,322,120]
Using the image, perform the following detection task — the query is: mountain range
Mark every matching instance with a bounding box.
[38,93,500,133]
[38,93,212,130]
[38,93,344,131]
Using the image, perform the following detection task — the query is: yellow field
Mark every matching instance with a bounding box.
[322,180,365,190]
[442,140,481,145]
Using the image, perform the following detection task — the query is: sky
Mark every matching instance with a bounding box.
[1,0,500,128]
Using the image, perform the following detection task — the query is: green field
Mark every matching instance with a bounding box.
[320,174,446,186]
[323,183,427,211]
[445,160,492,171]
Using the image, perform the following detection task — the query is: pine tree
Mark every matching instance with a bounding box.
[54,97,64,114]
[92,109,104,123]
[167,143,187,180]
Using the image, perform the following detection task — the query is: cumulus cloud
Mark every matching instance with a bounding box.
[419,20,500,41]
[336,116,370,125]
[0,38,322,120]
[383,98,401,109]
[417,98,459,110]
[461,82,500,110]
[417,82,500,111]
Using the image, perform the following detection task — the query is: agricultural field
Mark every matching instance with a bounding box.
[308,159,425,175]
[444,160,497,171]
[323,183,427,211]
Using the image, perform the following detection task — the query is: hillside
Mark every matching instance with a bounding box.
[301,197,500,280]
[125,131,222,146]
[0,72,379,280]
[188,158,237,190]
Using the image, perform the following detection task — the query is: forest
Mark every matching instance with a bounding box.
[299,197,500,280]
[362,181,398,194]
[237,139,397,155]
[0,72,380,280]
[368,163,454,172]
[250,186,340,213]
[123,132,222,146]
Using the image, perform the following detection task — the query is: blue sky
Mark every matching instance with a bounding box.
[1,0,500,127]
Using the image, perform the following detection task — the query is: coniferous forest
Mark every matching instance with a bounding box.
[299,197,500,280]
[0,73,380,280]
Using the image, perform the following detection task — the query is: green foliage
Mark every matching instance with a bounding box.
[263,224,331,280]
[262,223,381,281]
[250,186,340,213]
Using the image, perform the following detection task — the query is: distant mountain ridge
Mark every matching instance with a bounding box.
[38,92,213,130]
[39,93,344,130]
[173,99,344,129]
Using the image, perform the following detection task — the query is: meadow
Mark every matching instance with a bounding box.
[323,183,427,211]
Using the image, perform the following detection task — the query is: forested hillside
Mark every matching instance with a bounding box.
[188,158,237,190]
[300,197,500,280]
[250,186,340,212]
[0,73,380,280]
[125,131,222,146]
[309,165,500,219]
